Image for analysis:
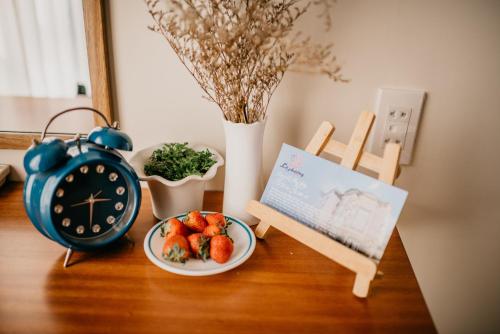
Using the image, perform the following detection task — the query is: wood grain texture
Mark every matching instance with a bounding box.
[379,143,402,185]
[340,111,375,170]
[83,0,114,127]
[247,200,378,277]
[305,121,335,155]
[0,132,73,150]
[0,183,435,334]
[324,140,384,174]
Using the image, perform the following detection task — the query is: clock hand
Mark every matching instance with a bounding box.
[92,189,111,203]
[71,190,97,207]
[70,191,108,229]
[92,190,112,203]
[92,198,111,203]
[71,200,90,207]
[89,193,94,229]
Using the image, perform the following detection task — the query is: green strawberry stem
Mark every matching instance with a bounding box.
[162,244,187,263]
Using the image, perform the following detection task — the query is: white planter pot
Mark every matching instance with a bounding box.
[129,144,224,220]
[222,119,266,225]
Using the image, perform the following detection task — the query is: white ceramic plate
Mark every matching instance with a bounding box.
[144,212,256,276]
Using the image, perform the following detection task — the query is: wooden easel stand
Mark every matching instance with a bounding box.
[247,112,401,298]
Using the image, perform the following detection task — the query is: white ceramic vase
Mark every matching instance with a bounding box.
[129,144,224,220]
[222,119,266,225]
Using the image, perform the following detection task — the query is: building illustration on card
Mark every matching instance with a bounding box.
[261,144,407,261]
[316,188,392,259]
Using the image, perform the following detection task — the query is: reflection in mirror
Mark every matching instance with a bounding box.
[0,0,94,134]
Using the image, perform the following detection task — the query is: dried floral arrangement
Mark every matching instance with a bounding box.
[145,0,347,124]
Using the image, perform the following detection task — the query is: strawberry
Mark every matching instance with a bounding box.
[187,233,210,261]
[160,217,189,239]
[205,212,229,228]
[162,235,191,263]
[183,211,207,233]
[203,224,225,237]
[210,235,234,264]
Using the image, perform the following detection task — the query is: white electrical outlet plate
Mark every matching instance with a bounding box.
[370,88,426,165]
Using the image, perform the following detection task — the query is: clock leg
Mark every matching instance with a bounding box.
[124,233,134,244]
[63,248,73,268]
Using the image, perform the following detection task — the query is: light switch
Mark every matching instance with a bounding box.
[369,88,426,165]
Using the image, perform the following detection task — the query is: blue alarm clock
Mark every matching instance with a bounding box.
[23,107,141,267]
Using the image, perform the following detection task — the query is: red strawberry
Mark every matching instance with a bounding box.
[203,224,224,237]
[183,211,207,233]
[210,235,233,264]
[205,213,228,228]
[187,233,210,261]
[162,235,190,263]
[160,218,189,239]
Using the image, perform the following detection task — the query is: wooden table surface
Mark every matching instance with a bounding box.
[0,183,435,333]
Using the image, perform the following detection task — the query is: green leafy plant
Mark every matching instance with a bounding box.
[144,143,216,181]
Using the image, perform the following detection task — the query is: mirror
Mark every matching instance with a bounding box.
[0,0,113,149]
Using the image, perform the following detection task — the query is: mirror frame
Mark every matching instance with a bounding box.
[0,0,114,150]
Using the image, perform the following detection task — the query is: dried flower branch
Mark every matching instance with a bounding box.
[145,0,347,123]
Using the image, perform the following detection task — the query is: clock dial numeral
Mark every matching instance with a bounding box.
[55,163,129,239]
[56,188,64,198]
[62,218,71,227]
[76,225,85,234]
[54,204,63,214]
[106,215,116,224]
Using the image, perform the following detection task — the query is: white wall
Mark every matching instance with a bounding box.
[1,0,499,332]
[107,1,500,333]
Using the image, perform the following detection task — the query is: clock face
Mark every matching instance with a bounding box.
[51,162,130,240]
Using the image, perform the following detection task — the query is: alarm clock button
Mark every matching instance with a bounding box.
[87,127,133,151]
[23,137,68,174]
